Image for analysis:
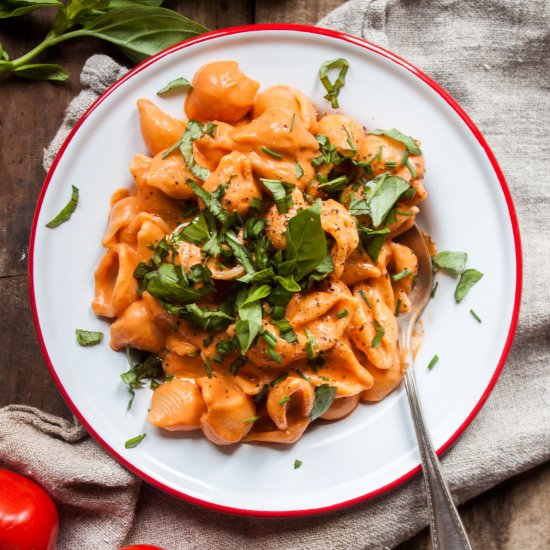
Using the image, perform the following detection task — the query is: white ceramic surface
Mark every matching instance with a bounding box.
[30,26,520,515]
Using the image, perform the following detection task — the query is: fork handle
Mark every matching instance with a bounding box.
[402,351,472,550]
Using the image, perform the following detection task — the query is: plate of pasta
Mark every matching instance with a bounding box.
[30,25,521,515]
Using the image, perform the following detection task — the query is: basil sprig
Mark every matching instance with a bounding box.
[310,384,337,421]
[0,2,207,81]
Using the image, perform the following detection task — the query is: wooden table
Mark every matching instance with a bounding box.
[1,2,548,548]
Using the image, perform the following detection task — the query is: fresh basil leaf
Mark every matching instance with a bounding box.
[364,233,385,263]
[455,269,483,303]
[370,128,421,155]
[267,286,292,321]
[274,275,301,292]
[157,76,192,97]
[319,58,350,109]
[237,268,275,284]
[66,0,108,24]
[162,302,233,332]
[12,62,69,81]
[180,212,210,246]
[308,250,334,282]
[285,202,327,281]
[348,197,370,216]
[45,185,79,227]
[317,174,348,194]
[294,161,304,179]
[145,263,212,304]
[125,433,146,449]
[244,217,267,239]
[310,384,337,421]
[294,459,303,469]
[0,0,63,19]
[433,250,468,274]
[366,174,410,227]
[236,285,272,354]
[79,6,208,63]
[272,318,298,344]
[75,329,103,346]
[260,179,295,214]
[236,301,262,354]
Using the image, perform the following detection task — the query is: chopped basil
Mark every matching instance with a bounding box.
[278,396,290,406]
[125,434,146,449]
[267,348,283,364]
[319,57,350,109]
[162,302,234,332]
[294,161,304,179]
[271,372,288,386]
[294,459,303,469]
[395,299,402,316]
[180,212,210,246]
[310,384,337,421]
[225,231,256,274]
[358,290,372,308]
[295,369,310,383]
[305,328,317,360]
[163,120,212,180]
[45,185,79,228]
[186,178,232,227]
[289,113,296,132]
[336,309,349,319]
[262,330,278,348]
[317,174,349,194]
[470,309,482,323]
[273,318,298,344]
[285,202,327,281]
[274,275,301,292]
[121,349,163,410]
[430,281,439,299]
[203,336,213,347]
[157,76,192,97]
[75,329,103,346]
[369,128,421,155]
[392,268,412,281]
[260,178,295,214]
[250,197,265,211]
[254,384,269,402]
[144,263,213,304]
[432,251,468,274]
[427,355,439,371]
[204,357,212,378]
[261,146,283,159]
[455,269,484,303]
[371,320,385,348]
[230,356,247,376]
[244,416,260,424]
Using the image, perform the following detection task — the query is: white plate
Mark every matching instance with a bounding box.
[30,25,521,516]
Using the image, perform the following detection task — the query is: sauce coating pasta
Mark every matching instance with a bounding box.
[92,61,427,445]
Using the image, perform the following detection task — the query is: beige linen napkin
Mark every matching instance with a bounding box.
[3,1,548,548]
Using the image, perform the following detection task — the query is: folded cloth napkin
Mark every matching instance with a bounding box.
[3,0,545,548]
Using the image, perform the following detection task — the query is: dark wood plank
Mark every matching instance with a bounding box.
[255,0,344,24]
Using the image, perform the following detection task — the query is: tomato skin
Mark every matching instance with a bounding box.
[119,546,166,550]
[0,469,58,550]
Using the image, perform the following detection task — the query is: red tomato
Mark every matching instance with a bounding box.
[119,546,166,550]
[0,468,58,550]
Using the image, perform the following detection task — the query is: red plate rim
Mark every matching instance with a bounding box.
[28,23,522,518]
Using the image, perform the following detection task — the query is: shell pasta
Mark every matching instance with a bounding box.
[92,60,427,445]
